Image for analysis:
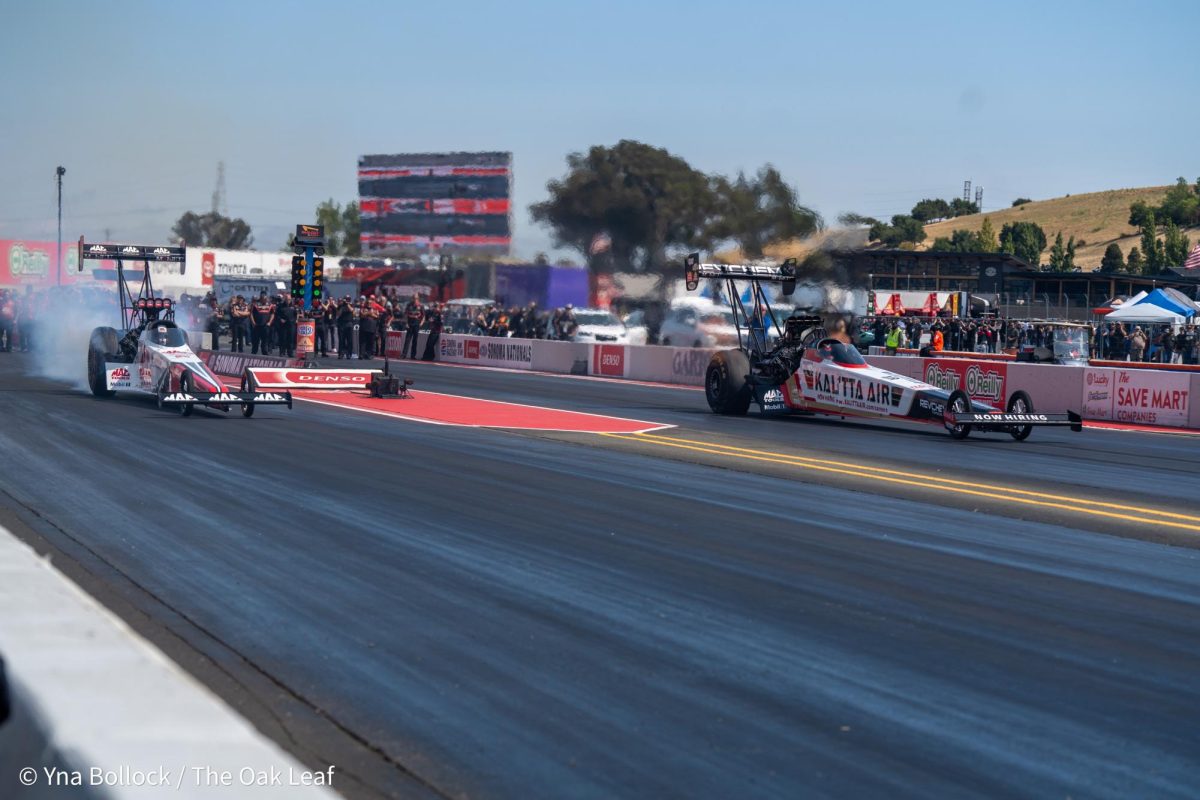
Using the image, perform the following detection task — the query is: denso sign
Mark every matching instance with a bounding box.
[245,368,377,389]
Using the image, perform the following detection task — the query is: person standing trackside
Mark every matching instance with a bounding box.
[422,302,444,360]
[250,292,274,355]
[403,294,424,358]
[203,292,224,351]
[314,298,329,357]
[229,295,251,353]
[277,297,298,358]
[336,297,354,359]
[359,299,378,360]
[885,320,902,355]
[0,290,14,352]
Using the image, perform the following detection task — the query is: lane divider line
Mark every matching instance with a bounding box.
[601,432,1200,533]
[629,432,1200,523]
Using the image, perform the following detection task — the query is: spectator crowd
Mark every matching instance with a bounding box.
[178,288,589,360]
[6,283,1196,367]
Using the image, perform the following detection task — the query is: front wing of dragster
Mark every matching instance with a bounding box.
[157,388,293,409]
[944,409,1083,432]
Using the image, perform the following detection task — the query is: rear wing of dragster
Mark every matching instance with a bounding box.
[78,237,187,330]
[683,252,798,294]
[78,239,186,267]
[683,252,800,355]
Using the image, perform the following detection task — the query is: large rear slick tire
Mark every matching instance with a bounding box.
[87,327,120,398]
[946,389,972,440]
[705,349,752,416]
[1007,390,1034,441]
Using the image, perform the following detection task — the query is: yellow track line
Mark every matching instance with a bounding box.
[631,432,1200,523]
[600,432,1200,533]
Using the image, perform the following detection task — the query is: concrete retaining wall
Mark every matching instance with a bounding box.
[0,526,337,799]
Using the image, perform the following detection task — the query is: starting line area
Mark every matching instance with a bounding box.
[293,389,673,433]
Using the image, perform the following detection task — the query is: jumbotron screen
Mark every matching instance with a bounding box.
[358,151,512,256]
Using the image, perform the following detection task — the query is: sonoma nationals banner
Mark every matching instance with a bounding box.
[358,152,512,256]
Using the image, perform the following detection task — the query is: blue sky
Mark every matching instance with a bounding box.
[2,0,1197,259]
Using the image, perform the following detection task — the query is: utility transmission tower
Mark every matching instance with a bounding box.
[963,180,971,203]
[211,161,227,215]
[975,186,983,212]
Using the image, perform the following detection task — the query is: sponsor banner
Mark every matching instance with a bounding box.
[923,358,1007,406]
[385,330,406,359]
[0,240,85,287]
[246,368,376,390]
[438,334,532,369]
[802,364,900,415]
[670,348,715,384]
[1083,368,1190,427]
[185,247,296,284]
[591,344,627,378]
[200,350,302,377]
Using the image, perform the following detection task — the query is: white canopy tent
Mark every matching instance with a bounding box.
[1104,301,1187,324]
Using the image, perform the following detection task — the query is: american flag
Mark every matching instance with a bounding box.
[1183,243,1200,272]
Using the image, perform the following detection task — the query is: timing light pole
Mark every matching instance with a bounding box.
[56,166,66,285]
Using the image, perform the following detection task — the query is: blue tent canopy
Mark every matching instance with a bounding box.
[1134,288,1194,317]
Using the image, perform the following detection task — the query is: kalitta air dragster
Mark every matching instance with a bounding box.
[80,238,291,417]
[684,253,1082,440]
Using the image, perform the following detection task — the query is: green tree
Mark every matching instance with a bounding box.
[1011,197,1032,207]
[1099,243,1125,273]
[1064,235,1077,271]
[1158,177,1200,226]
[1163,218,1190,266]
[171,211,253,249]
[531,140,717,272]
[706,165,821,259]
[1048,231,1066,271]
[910,198,952,222]
[868,214,926,246]
[341,202,361,256]
[1126,246,1144,274]
[930,229,982,252]
[306,199,361,256]
[978,217,998,251]
[1128,200,1155,229]
[998,221,1047,266]
[949,198,979,217]
[837,212,879,227]
[1140,213,1160,273]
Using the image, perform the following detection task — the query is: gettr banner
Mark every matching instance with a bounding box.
[1083,368,1190,426]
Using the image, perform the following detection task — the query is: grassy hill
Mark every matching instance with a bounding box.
[920,186,1199,270]
[723,184,1197,270]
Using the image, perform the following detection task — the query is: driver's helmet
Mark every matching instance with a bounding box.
[817,341,835,360]
[153,325,170,345]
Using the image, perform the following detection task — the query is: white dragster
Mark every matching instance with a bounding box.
[80,239,292,418]
[685,253,1083,440]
